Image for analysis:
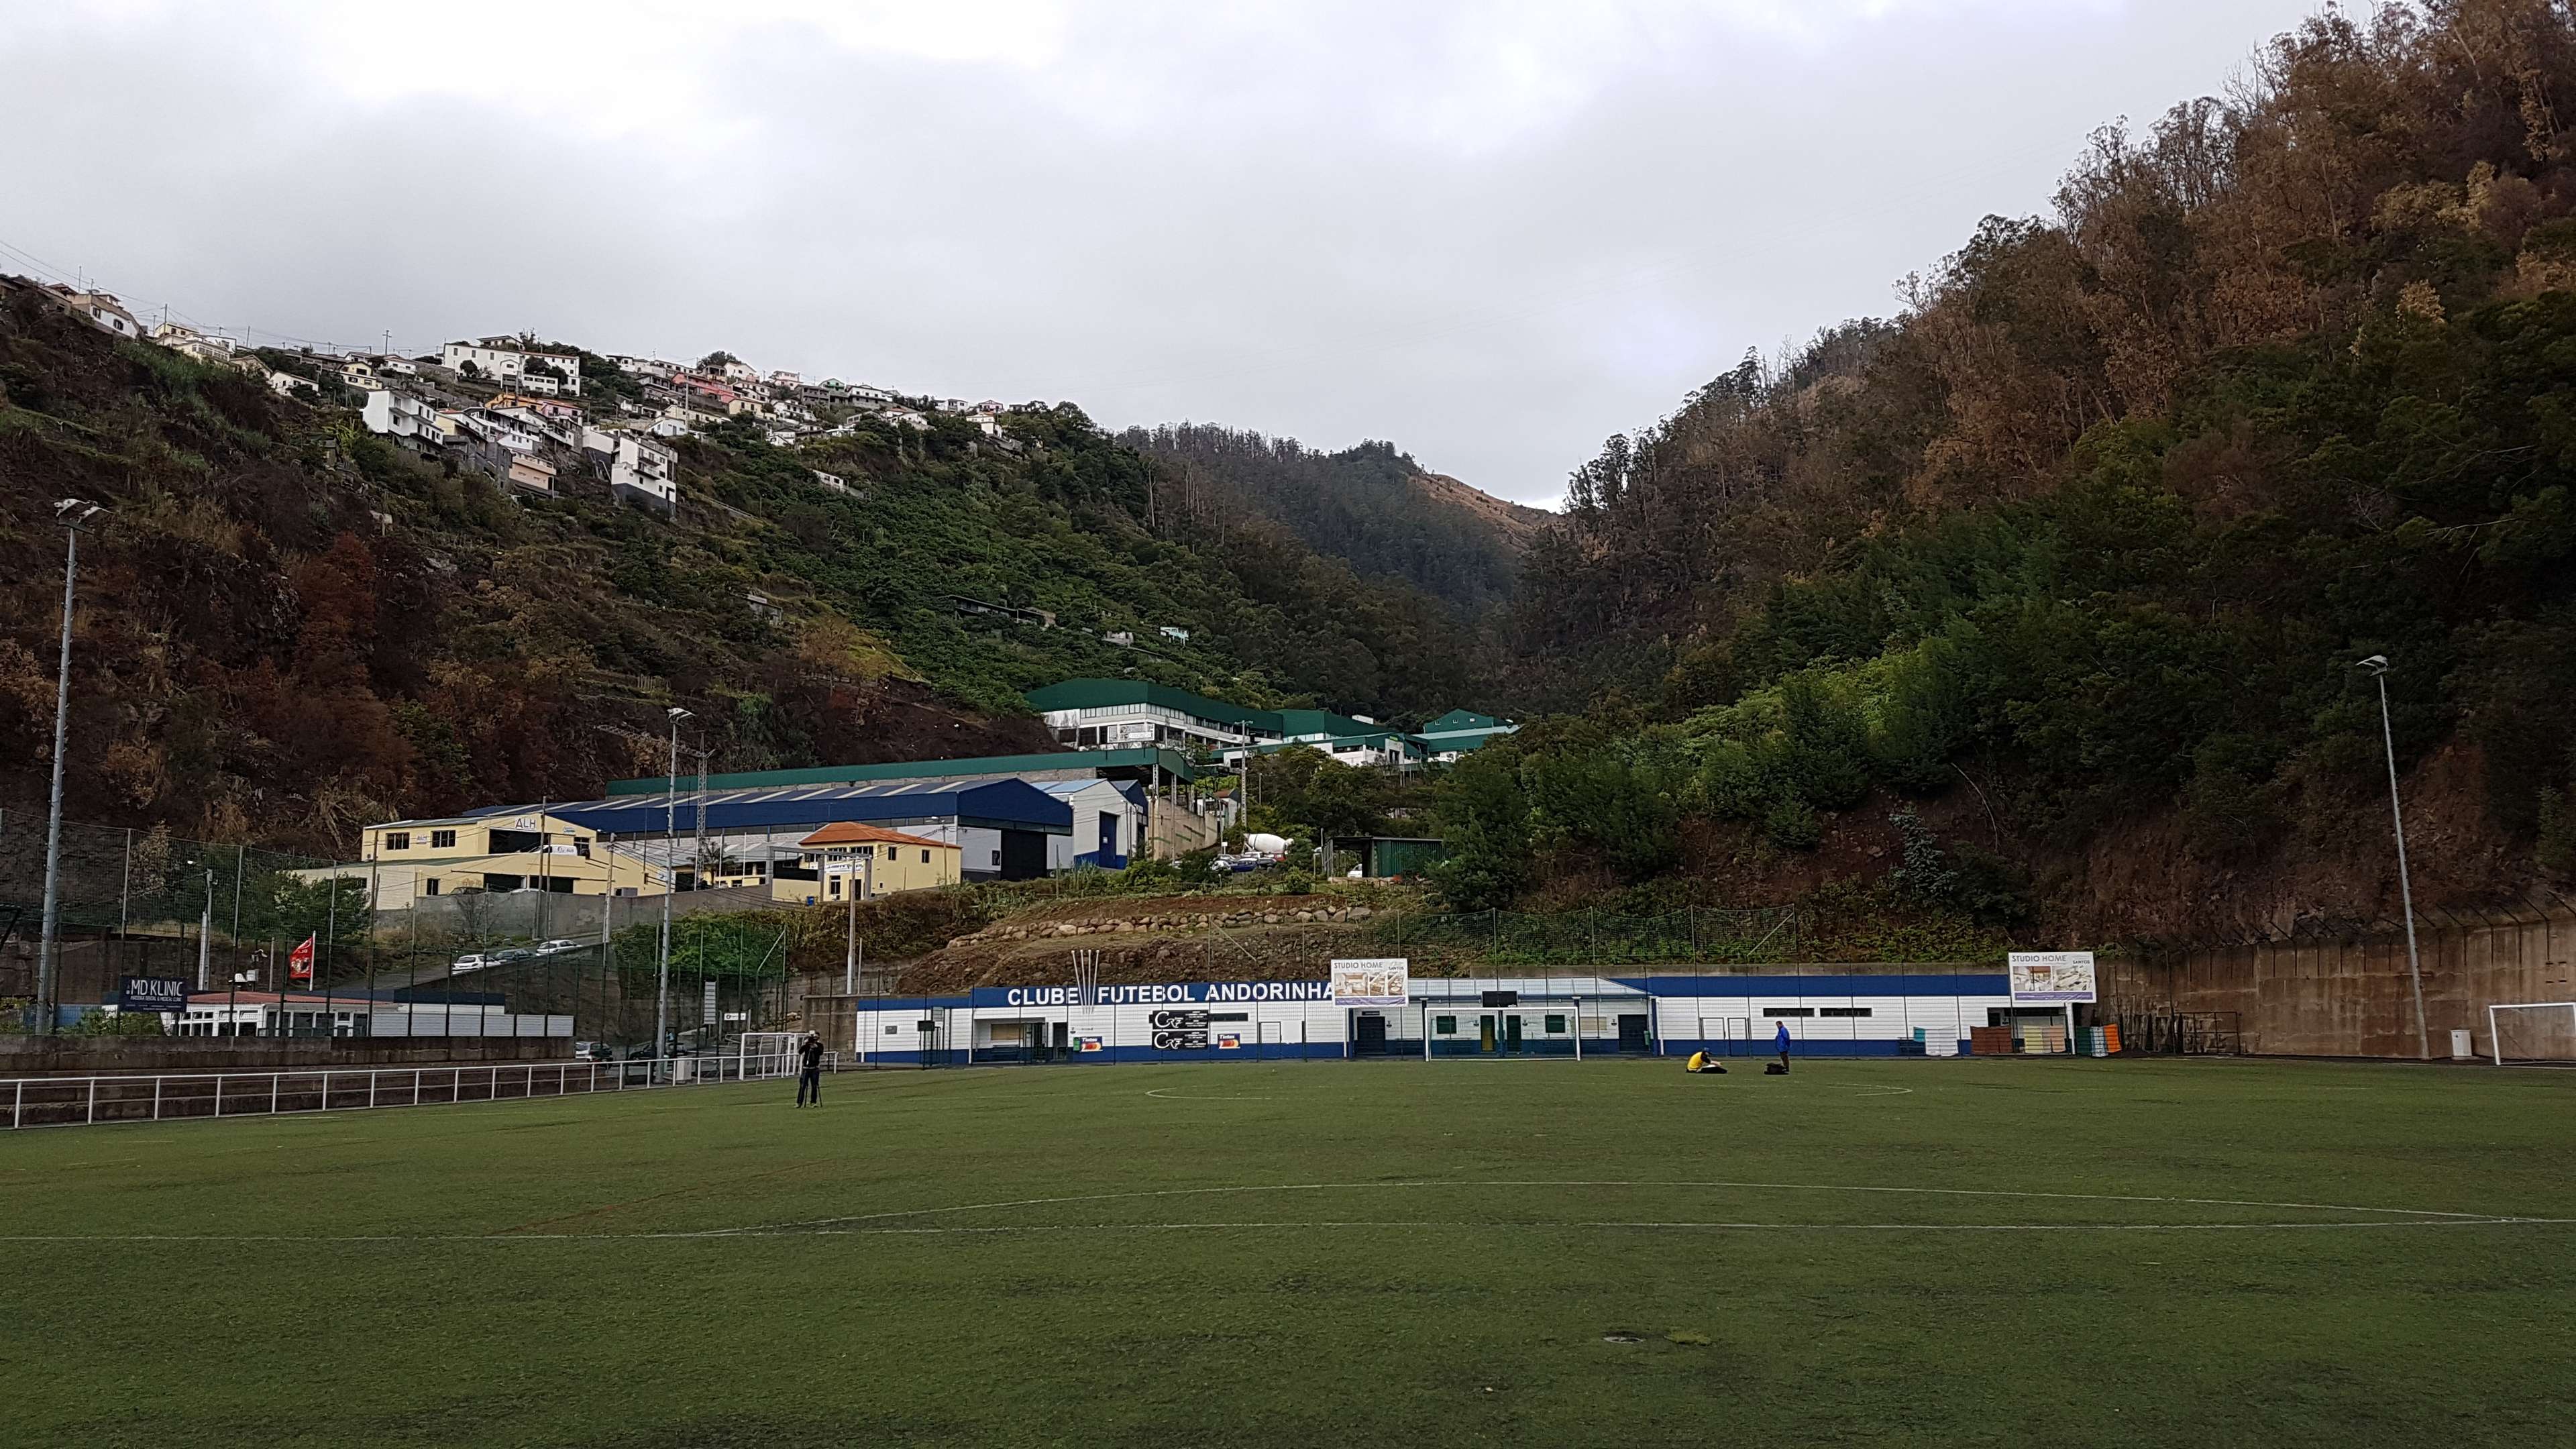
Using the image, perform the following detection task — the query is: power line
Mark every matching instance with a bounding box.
[0,231,432,358]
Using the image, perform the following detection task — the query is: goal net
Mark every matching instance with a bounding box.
[737,1031,806,1075]
[2486,1002,2576,1066]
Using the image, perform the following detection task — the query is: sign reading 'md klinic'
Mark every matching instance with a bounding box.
[119,977,191,1014]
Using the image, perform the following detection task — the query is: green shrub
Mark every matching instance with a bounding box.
[2540,789,2576,878]
[1763,798,1821,849]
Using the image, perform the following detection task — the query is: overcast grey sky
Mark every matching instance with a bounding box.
[2,0,2326,505]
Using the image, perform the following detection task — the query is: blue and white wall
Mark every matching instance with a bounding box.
[843,973,2017,1065]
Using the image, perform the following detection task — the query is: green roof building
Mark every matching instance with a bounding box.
[1022,679,1509,769]
[1413,708,1517,759]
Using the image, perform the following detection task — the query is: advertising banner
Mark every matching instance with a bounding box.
[1148,1009,1210,1032]
[118,977,190,1014]
[975,981,1331,1008]
[2007,951,2097,1004]
[1152,1030,1210,1051]
[1329,958,1410,1008]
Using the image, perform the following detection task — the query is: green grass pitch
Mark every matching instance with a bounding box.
[4,1056,2571,1447]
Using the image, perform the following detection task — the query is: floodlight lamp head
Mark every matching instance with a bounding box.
[2356,653,2390,674]
[54,498,105,526]
[667,706,692,721]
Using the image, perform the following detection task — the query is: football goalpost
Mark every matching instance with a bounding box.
[2485,1002,2576,1066]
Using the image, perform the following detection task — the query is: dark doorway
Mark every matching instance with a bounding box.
[1354,1013,1389,1055]
[996,829,1048,880]
[1617,1014,1650,1053]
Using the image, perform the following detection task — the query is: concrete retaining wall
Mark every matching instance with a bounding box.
[2099,902,2576,1058]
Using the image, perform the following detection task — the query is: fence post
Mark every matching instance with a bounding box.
[369,1071,377,1109]
[87,1077,97,1126]
[11,1079,19,1129]
[319,1070,330,1111]
[153,1075,163,1122]
[269,1073,279,1115]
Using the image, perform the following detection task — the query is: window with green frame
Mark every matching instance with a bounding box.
[1435,1016,1456,1035]
[1545,1014,1568,1034]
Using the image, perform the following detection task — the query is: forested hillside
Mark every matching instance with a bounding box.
[1460,0,2576,941]
[1120,424,1545,614]
[0,287,1472,855]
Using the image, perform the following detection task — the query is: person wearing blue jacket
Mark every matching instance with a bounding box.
[1774,1020,1792,1072]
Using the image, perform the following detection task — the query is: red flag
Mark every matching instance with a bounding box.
[288,934,316,984]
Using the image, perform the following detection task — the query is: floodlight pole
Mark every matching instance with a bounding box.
[196,869,214,990]
[36,501,104,1035]
[656,706,690,1074]
[2360,657,2430,1061]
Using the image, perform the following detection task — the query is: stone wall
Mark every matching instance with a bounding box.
[962,903,1376,944]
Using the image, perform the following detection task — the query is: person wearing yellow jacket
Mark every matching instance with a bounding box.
[1684,1049,1727,1074]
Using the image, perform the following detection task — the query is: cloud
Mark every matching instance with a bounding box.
[3,0,2323,503]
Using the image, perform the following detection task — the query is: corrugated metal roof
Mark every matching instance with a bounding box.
[602,746,1197,796]
[470,777,1071,836]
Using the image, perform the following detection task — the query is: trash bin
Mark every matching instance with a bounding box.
[2449,1028,2474,1061]
[672,1056,698,1084]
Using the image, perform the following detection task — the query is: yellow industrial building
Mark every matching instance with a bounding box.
[326,811,674,910]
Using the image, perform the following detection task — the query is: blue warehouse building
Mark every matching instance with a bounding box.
[474,778,1071,881]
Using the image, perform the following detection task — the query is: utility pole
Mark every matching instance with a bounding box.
[657,706,691,1073]
[2357,655,2430,1061]
[36,499,105,1034]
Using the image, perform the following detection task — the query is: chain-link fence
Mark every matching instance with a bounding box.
[0,812,794,1051]
[0,814,340,1009]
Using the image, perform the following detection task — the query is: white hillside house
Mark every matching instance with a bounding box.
[610,434,678,514]
[52,288,141,338]
[440,336,584,396]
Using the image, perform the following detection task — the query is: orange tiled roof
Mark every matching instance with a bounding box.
[798,822,956,851]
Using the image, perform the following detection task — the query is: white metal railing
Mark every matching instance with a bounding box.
[1,1050,805,1130]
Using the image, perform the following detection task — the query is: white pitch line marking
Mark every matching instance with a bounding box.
[741,1177,2522,1234]
[1143,1088,1276,1102]
[2,1216,2571,1245]
[7,1179,2557,1244]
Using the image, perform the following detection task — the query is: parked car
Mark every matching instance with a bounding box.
[490,947,537,965]
[451,953,492,973]
[536,938,586,955]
